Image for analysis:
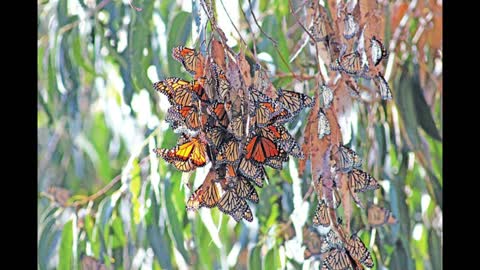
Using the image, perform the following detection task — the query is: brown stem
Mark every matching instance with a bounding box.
[70,156,150,207]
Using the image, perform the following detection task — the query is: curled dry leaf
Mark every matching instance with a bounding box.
[211,39,226,70]
[236,51,252,87]
[47,186,71,207]
[81,255,107,270]
[338,173,352,233]
[226,60,243,113]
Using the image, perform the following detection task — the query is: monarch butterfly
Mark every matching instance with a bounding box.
[216,139,241,164]
[227,115,245,140]
[231,197,254,222]
[192,77,211,103]
[373,72,393,100]
[348,169,380,193]
[165,106,184,131]
[367,203,397,227]
[238,157,265,187]
[257,125,302,157]
[153,77,197,106]
[335,145,362,173]
[205,126,232,149]
[310,13,329,42]
[252,100,282,127]
[265,151,289,169]
[249,86,271,104]
[245,133,282,164]
[318,108,331,139]
[343,13,358,39]
[303,228,329,259]
[235,176,259,203]
[332,52,368,76]
[224,163,237,179]
[313,199,331,227]
[325,229,343,248]
[166,105,205,131]
[217,189,253,222]
[210,63,231,101]
[208,102,230,128]
[154,136,208,172]
[321,247,358,270]
[172,46,204,75]
[320,85,333,109]
[370,36,388,66]
[249,88,282,126]
[345,234,374,268]
[276,88,315,118]
[186,171,221,211]
[269,107,293,124]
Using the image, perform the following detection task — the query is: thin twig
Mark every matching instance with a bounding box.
[274,72,316,80]
[240,7,259,63]
[218,0,248,47]
[200,0,237,57]
[70,156,150,207]
[128,0,142,11]
[246,0,301,81]
[247,0,277,45]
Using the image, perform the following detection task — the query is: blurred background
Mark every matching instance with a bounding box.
[38,0,442,269]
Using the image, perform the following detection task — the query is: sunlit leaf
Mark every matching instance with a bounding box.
[58,219,74,270]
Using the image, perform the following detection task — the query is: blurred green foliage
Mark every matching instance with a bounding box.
[38,0,442,269]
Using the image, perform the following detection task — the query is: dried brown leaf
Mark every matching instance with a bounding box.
[47,186,71,207]
[237,51,252,87]
[391,2,408,34]
[339,173,352,233]
[226,60,243,113]
[211,39,226,70]
[427,13,442,51]
[81,255,107,270]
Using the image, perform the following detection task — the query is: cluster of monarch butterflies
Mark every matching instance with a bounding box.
[302,3,398,268]
[153,45,314,222]
[302,144,398,268]
[303,201,397,269]
[303,225,374,270]
[308,2,393,101]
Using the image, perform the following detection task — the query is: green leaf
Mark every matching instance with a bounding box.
[260,15,291,73]
[159,0,175,24]
[259,0,270,12]
[273,0,288,20]
[89,113,112,182]
[129,1,154,93]
[164,178,190,263]
[411,68,442,141]
[263,245,280,270]
[195,217,218,269]
[84,214,101,257]
[167,11,192,75]
[395,69,421,149]
[249,245,262,270]
[130,160,141,198]
[39,214,60,270]
[38,110,49,128]
[111,215,126,247]
[47,52,57,109]
[71,28,95,75]
[428,230,442,270]
[147,224,173,269]
[58,219,74,270]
